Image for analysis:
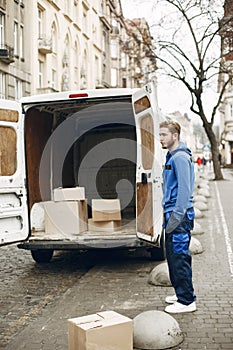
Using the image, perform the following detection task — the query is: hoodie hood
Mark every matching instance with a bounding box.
[170,141,192,157]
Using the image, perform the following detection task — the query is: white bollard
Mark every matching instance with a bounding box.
[133,310,183,350]
[148,262,171,287]
[189,236,204,254]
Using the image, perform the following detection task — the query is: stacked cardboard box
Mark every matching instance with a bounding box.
[43,187,88,235]
[90,199,121,233]
[53,187,85,201]
[68,311,133,350]
[92,199,121,222]
[88,218,121,232]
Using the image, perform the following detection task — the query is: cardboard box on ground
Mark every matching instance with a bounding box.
[68,311,133,350]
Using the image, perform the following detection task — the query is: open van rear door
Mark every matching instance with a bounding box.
[0,100,29,245]
[132,83,163,246]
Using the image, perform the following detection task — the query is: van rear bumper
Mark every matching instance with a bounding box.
[17,236,150,251]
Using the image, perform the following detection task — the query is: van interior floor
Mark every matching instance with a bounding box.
[29,221,136,241]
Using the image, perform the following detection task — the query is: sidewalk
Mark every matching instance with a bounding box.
[5,168,233,350]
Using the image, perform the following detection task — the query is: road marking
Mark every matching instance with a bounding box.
[215,182,233,277]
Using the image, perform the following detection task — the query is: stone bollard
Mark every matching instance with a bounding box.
[192,221,204,235]
[198,188,210,197]
[194,195,207,203]
[133,310,184,350]
[148,262,171,287]
[194,201,208,211]
[190,236,204,254]
[194,207,204,218]
[198,182,210,190]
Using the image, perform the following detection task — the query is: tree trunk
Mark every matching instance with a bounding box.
[203,122,224,180]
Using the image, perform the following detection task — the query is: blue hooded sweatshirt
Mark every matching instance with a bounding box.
[162,141,194,233]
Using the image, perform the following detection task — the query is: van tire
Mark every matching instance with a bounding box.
[150,231,165,261]
[150,246,165,261]
[31,249,54,263]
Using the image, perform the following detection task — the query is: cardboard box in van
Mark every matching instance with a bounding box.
[88,219,121,233]
[53,187,85,201]
[44,200,88,235]
[68,311,133,350]
[92,199,121,222]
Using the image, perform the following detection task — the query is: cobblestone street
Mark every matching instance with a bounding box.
[1,168,233,349]
[0,247,94,347]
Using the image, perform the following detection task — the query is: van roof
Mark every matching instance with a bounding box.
[21,88,139,104]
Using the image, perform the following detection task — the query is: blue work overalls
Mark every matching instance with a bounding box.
[164,208,196,305]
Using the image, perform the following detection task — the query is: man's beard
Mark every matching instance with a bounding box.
[162,138,175,150]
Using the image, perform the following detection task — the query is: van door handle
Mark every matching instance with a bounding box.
[141,173,148,185]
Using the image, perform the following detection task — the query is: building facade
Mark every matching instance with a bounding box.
[0,0,31,100]
[0,0,157,101]
[219,0,233,165]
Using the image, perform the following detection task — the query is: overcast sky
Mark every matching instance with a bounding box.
[121,0,221,123]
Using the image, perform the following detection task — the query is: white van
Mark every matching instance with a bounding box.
[0,83,164,263]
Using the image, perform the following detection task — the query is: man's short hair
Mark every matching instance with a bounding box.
[159,120,181,136]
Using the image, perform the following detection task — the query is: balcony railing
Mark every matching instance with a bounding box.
[38,36,52,54]
[0,44,14,63]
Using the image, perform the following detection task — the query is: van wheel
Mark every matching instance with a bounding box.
[31,249,54,263]
[150,231,165,261]
[150,246,165,261]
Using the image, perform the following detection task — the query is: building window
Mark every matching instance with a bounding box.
[121,52,126,68]
[110,39,118,58]
[111,68,117,87]
[83,8,88,34]
[102,63,106,82]
[15,79,22,100]
[65,0,69,14]
[95,55,100,86]
[38,7,43,38]
[100,0,104,15]
[74,41,79,89]
[102,31,106,53]
[0,72,6,99]
[73,0,78,22]
[51,69,56,89]
[122,78,127,88]
[51,23,57,53]
[14,22,18,56]
[111,18,119,34]
[0,13,5,47]
[19,25,24,59]
[38,60,44,88]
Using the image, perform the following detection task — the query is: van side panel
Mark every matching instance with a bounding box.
[25,109,53,209]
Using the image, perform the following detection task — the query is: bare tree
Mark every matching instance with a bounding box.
[125,0,233,180]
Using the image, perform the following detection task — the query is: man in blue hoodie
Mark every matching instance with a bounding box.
[159,120,196,313]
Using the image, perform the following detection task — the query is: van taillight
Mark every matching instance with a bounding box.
[69,93,88,98]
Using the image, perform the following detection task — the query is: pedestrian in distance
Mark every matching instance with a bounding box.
[159,120,197,314]
[196,156,203,172]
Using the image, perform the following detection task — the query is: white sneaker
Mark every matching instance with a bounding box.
[165,294,178,304]
[165,301,197,314]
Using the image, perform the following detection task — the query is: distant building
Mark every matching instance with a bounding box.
[219,0,233,165]
[0,0,157,100]
[164,111,196,153]
[0,1,31,100]
[124,18,157,88]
